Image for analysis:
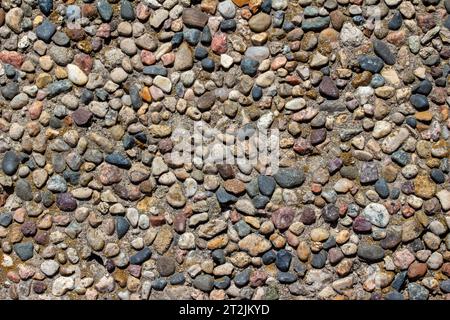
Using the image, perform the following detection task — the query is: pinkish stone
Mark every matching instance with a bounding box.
[211,32,227,54]
[74,53,93,74]
[29,101,43,120]
[161,53,175,66]
[0,51,24,68]
[271,56,287,70]
[96,23,111,38]
[393,248,415,270]
[149,86,164,101]
[141,50,156,65]
[136,3,151,21]
[271,207,295,230]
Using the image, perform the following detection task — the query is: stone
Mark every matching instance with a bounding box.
[249,13,271,32]
[273,168,305,188]
[271,207,295,230]
[319,76,339,99]
[357,244,385,262]
[239,234,272,256]
[361,203,390,228]
[182,8,209,28]
[13,242,34,261]
[2,151,20,176]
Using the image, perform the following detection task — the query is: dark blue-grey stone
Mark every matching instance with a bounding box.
[392,271,407,291]
[120,0,135,20]
[152,278,167,291]
[169,273,185,285]
[0,213,12,227]
[359,56,384,73]
[446,0,450,13]
[95,88,108,101]
[13,242,34,261]
[254,195,268,208]
[293,262,307,276]
[194,47,208,60]
[201,26,212,45]
[390,187,400,199]
[214,276,231,289]
[105,153,131,169]
[373,39,396,65]
[406,117,417,128]
[16,179,33,201]
[360,161,378,184]
[407,283,429,300]
[412,79,432,96]
[261,0,272,13]
[241,58,259,76]
[357,244,385,262]
[246,178,259,197]
[123,134,135,150]
[277,272,297,284]
[301,16,330,31]
[258,175,276,196]
[322,236,336,250]
[220,19,237,32]
[273,11,285,28]
[212,249,225,265]
[201,58,215,71]
[171,32,183,47]
[445,16,450,30]
[385,291,404,300]
[375,178,390,199]
[36,20,57,43]
[216,187,237,204]
[371,74,385,88]
[422,0,441,5]
[322,204,339,223]
[129,85,142,110]
[97,0,113,22]
[252,85,263,100]
[430,169,445,184]
[52,31,70,46]
[2,150,20,176]
[391,150,410,167]
[283,21,296,33]
[116,216,130,239]
[234,220,251,238]
[388,11,402,30]
[184,29,201,45]
[311,251,327,269]
[80,89,94,105]
[193,274,214,292]
[262,250,276,264]
[143,66,167,76]
[440,280,450,293]
[1,82,19,100]
[273,168,305,188]
[234,269,251,287]
[276,249,292,272]
[134,132,147,144]
[130,247,151,265]
[410,94,429,110]
[47,80,73,98]
[39,0,53,15]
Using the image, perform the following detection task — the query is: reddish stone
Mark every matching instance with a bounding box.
[285,75,301,85]
[127,186,142,201]
[311,183,321,194]
[386,30,405,46]
[21,221,37,237]
[128,265,141,278]
[81,4,97,19]
[0,51,24,68]
[98,163,122,186]
[352,216,372,233]
[74,53,93,74]
[417,14,436,32]
[300,207,316,225]
[141,50,156,65]
[230,210,241,223]
[72,107,93,126]
[136,3,151,21]
[293,138,313,155]
[407,262,428,280]
[430,87,446,105]
[174,212,186,233]
[211,32,227,54]
[442,263,450,276]
[150,215,166,227]
[34,231,49,245]
[65,27,86,41]
[29,101,43,120]
[271,207,295,230]
[250,270,267,287]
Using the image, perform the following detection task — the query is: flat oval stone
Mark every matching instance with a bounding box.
[2,150,20,175]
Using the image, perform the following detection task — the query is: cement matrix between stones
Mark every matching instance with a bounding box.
[0,0,450,300]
